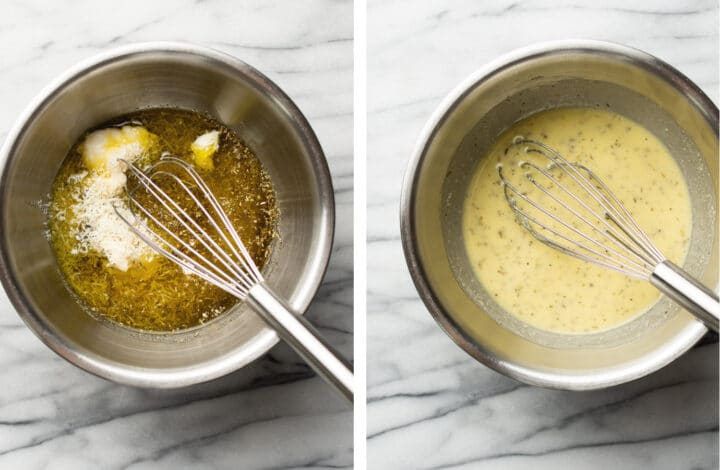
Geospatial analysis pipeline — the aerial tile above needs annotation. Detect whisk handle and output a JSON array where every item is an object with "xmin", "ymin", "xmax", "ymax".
[
  {"xmin": 247, "ymin": 283, "xmax": 354, "ymax": 402},
  {"xmin": 650, "ymin": 261, "xmax": 719, "ymax": 333}
]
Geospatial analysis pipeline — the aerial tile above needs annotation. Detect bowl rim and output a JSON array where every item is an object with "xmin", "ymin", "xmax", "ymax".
[
  {"xmin": 400, "ymin": 39, "xmax": 717, "ymax": 390},
  {"xmin": 0, "ymin": 41, "xmax": 336, "ymax": 388}
]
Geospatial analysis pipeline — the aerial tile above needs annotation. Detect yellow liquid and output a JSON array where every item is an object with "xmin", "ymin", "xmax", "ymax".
[
  {"xmin": 49, "ymin": 109, "xmax": 278, "ymax": 331},
  {"xmin": 462, "ymin": 108, "xmax": 692, "ymax": 334}
]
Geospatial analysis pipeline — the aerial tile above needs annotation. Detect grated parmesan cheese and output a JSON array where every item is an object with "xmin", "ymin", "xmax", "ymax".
[{"xmin": 69, "ymin": 126, "xmax": 158, "ymax": 271}]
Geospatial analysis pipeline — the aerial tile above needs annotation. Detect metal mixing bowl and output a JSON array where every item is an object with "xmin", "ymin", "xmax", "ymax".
[
  {"xmin": 401, "ymin": 40, "xmax": 718, "ymax": 390},
  {"xmin": 0, "ymin": 42, "xmax": 334, "ymax": 387}
]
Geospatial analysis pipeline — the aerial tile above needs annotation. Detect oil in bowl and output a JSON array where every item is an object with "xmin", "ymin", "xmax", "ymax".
[
  {"xmin": 48, "ymin": 108, "xmax": 279, "ymax": 332},
  {"xmin": 462, "ymin": 107, "xmax": 692, "ymax": 335}
]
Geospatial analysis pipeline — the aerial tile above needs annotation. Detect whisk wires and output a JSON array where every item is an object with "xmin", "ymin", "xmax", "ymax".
[
  {"xmin": 498, "ymin": 137, "xmax": 665, "ymax": 280},
  {"xmin": 113, "ymin": 155, "xmax": 263, "ymax": 300}
]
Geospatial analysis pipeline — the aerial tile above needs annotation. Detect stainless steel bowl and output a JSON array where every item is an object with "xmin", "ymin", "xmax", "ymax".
[
  {"xmin": 401, "ymin": 40, "xmax": 718, "ymax": 390},
  {"xmin": 0, "ymin": 42, "xmax": 334, "ymax": 387}
]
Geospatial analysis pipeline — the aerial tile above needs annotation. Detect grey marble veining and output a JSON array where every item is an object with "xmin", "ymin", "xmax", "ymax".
[
  {"xmin": 0, "ymin": 0, "xmax": 352, "ymax": 468},
  {"xmin": 367, "ymin": 0, "xmax": 718, "ymax": 469}
]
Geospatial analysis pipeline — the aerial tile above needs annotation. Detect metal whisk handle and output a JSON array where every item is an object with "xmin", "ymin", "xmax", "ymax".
[
  {"xmin": 247, "ymin": 283, "xmax": 354, "ymax": 402},
  {"xmin": 650, "ymin": 261, "xmax": 719, "ymax": 333}
]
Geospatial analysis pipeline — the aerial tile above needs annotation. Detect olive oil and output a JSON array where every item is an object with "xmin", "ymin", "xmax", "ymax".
[{"xmin": 49, "ymin": 108, "xmax": 278, "ymax": 331}]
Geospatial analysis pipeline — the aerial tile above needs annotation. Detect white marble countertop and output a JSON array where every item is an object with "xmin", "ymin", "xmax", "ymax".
[
  {"xmin": 367, "ymin": 1, "xmax": 718, "ymax": 469},
  {"xmin": 0, "ymin": 0, "xmax": 353, "ymax": 468}
]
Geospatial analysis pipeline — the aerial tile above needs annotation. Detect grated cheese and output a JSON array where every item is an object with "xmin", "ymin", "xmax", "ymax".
[{"xmin": 69, "ymin": 126, "xmax": 158, "ymax": 271}]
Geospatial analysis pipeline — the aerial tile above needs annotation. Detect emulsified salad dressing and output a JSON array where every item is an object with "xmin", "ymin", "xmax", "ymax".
[{"xmin": 462, "ymin": 108, "xmax": 692, "ymax": 334}]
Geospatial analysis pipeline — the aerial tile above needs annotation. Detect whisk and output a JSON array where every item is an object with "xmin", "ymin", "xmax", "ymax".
[
  {"xmin": 114, "ymin": 155, "xmax": 353, "ymax": 401},
  {"xmin": 498, "ymin": 137, "xmax": 719, "ymax": 332}
]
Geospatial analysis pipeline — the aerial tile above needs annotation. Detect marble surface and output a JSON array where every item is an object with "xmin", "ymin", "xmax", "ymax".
[
  {"xmin": 367, "ymin": 1, "xmax": 718, "ymax": 469},
  {"xmin": 0, "ymin": 0, "xmax": 352, "ymax": 468}
]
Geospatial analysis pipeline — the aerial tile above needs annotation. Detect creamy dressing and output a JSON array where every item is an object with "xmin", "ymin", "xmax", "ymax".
[{"xmin": 462, "ymin": 108, "xmax": 692, "ymax": 334}]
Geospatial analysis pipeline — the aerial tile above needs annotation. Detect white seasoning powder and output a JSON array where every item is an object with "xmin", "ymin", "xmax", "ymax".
[{"xmin": 69, "ymin": 127, "xmax": 157, "ymax": 271}]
